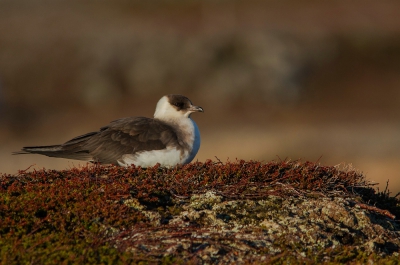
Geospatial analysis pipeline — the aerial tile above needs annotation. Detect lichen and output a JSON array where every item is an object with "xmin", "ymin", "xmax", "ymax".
[{"xmin": 1, "ymin": 160, "xmax": 399, "ymax": 264}]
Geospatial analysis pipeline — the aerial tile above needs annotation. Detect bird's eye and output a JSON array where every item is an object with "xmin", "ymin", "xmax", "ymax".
[{"xmin": 174, "ymin": 102, "xmax": 183, "ymax": 108}]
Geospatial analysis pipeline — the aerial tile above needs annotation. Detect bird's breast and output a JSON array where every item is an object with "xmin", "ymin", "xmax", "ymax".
[
  {"xmin": 181, "ymin": 119, "xmax": 200, "ymax": 164},
  {"xmin": 157, "ymin": 117, "xmax": 200, "ymax": 164}
]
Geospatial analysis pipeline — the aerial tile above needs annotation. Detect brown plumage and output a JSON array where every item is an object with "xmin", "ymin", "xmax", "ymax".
[{"xmin": 14, "ymin": 95, "xmax": 203, "ymax": 167}]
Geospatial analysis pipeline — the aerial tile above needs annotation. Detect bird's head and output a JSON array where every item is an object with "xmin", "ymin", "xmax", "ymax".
[{"xmin": 154, "ymin": 94, "xmax": 203, "ymax": 120}]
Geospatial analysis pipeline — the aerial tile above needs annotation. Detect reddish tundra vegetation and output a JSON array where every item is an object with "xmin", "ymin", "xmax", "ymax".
[{"xmin": 1, "ymin": 160, "xmax": 400, "ymax": 264}]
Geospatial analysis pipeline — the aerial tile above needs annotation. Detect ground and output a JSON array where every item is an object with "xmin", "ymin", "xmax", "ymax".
[{"xmin": 1, "ymin": 160, "xmax": 399, "ymax": 264}]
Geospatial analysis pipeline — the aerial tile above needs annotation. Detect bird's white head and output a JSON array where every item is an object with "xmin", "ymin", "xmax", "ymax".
[{"xmin": 154, "ymin": 94, "xmax": 203, "ymax": 121}]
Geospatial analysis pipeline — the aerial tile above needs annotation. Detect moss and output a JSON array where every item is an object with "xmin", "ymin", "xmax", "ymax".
[{"xmin": 1, "ymin": 160, "xmax": 399, "ymax": 264}]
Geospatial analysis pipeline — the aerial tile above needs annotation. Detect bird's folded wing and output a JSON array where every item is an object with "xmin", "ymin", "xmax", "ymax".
[{"xmin": 73, "ymin": 117, "xmax": 178, "ymax": 164}]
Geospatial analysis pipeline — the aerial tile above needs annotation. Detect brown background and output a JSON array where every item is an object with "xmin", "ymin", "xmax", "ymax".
[{"xmin": 1, "ymin": 0, "xmax": 400, "ymax": 194}]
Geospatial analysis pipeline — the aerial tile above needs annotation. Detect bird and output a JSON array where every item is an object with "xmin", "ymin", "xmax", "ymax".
[{"xmin": 14, "ymin": 94, "xmax": 203, "ymax": 168}]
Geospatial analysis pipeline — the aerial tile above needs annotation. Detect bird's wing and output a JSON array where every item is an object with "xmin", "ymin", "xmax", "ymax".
[{"xmin": 69, "ymin": 117, "xmax": 178, "ymax": 164}]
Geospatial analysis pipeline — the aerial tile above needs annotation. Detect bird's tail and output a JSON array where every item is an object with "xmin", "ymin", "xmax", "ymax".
[
  {"xmin": 13, "ymin": 145, "xmax": 92, "ymax": 161},
  {"xmin": 13, "ymin": 145, "xmax": 62, "ymax": 155}
]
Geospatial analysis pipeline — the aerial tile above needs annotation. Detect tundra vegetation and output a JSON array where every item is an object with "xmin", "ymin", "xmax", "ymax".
[{"xmin": 1, "ymin": 160, "xmax": 399, "ymax": 264}]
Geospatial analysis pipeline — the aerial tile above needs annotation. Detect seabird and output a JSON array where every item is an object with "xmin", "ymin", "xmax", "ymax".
[{"xmin": 14, "ymin": 94, "xmax": 203, "ymax": 167}]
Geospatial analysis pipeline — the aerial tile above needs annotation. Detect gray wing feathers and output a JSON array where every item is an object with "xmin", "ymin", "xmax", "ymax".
[
  {"xmin": 84, "ymin": 117, "xmax": 176, "ymax": 164},
  {"xmin": 15, "ymin": 117, "xmax": 178, "ymax": 164}
]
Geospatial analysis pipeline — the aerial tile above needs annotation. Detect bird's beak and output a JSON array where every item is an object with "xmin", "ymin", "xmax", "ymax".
[{"xmin": 189, "ymin": 105, "xmax": 204, "ymax": 113}]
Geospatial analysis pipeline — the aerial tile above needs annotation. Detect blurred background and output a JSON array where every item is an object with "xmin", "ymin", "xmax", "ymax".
[{"xmin": 1, "ymin": 0, "xmax": 400, "ymax": 194}]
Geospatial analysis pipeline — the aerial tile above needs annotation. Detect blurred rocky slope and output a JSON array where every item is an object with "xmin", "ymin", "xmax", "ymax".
[
  {"xmin": 1, "ymin": 0, "xmax": 400, "ymax": 192},
  {"xmin": 0, "ymin": 1, "xmax": 319, "ymax": 121},
  {"xmin": 1, "ymin": 1, "xmax": 399, "ymax": 122}
]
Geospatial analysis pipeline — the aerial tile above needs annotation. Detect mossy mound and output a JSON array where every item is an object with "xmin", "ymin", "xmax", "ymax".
[{"xmin": 1, "ymin": 160, "xmax": 399, "ymax": 264}]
